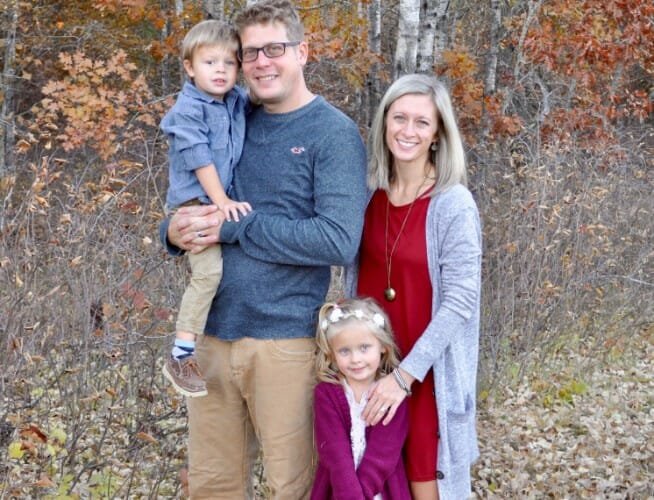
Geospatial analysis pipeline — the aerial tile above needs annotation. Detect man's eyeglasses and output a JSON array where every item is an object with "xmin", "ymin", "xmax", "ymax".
[{"xmin": 238, "ymin": 41, "xmax": 301, "ymax": 63}]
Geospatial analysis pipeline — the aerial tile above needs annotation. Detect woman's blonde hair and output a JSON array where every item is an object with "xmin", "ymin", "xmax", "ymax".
[
  {"xmin": 368, "ymin": 73, "xmax": 467, "ymax": 194},
  {"xmin": 315, "ymin": 297, "xmax": 401, "ymax": 384}
]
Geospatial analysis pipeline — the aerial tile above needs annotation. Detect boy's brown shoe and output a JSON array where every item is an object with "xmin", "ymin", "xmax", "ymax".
[{"xmin": 163, "ymin": 355, "xmax": 208, "ymax": 398}]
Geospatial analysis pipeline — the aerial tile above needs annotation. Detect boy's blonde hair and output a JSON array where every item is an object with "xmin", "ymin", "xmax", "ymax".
[
  {"xmin": 181, "ymin": 19, "xmax": 240, "ymax": 62},
  {"xmin": 315, "ymin": 297, "xmax": 401, "ymax": 384},
  {"xmin": 234, "ymin": 0, "xmax": 305, "ymax": 41}
]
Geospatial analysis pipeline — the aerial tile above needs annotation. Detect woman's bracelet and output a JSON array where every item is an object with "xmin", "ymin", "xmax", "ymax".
[{"xmin": 392, "ymin": 368, "xmax": 412, "ymax": 396}]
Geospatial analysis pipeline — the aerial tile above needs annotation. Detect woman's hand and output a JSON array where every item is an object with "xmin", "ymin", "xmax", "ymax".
[
  {"xmin": 363, "ymin": 368, "xmax": 415, "ymax": 426},
  {"xmin": 168, "ymin": 204, "xmax": 224, "ymax": 254}
]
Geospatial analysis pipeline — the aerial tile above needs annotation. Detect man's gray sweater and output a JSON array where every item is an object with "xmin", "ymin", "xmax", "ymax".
[{"xmin": 210, "ymin": 96, "xmax": 367, "ymax": 340}]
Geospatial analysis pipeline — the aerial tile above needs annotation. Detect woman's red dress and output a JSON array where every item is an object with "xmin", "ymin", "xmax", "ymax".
[{"xmin": 357, "ymin": 189, "xmax": 439, "ymax": 481}]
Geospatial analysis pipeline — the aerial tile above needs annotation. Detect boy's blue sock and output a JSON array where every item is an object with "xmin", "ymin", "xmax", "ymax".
[{"xmin": 172, "ymin": 338, "xmax": 195, "ymax": 360}]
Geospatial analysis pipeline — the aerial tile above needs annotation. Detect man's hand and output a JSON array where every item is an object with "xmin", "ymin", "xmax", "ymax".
[{"xmin": 168, "ymin": 204, "xmax": 225, "ymax": 254}]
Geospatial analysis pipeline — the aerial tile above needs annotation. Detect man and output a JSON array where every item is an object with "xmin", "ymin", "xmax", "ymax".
[{"xmin": 161, "ymin": 0, "xmax": 367, "ymax": 497}]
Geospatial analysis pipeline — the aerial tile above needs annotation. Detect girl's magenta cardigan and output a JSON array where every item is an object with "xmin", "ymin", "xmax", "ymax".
[{"xmin": 311, "ymin": 381, "xmax": 411, "ymax": 500}]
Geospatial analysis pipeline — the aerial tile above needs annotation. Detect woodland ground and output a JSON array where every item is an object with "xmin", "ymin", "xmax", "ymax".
[
  {"xmin": 1, "ymin": 323, "xmax": 651, "ymax": 499},
  {"xmin": 471, "ymin": 324, "xmax": 653, "ymax": 499}
]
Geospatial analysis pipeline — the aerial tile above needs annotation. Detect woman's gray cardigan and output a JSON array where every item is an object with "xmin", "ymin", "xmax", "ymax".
[{"xmin": 345, "ymin": 184, "xmax": 481, "ymax": 499}]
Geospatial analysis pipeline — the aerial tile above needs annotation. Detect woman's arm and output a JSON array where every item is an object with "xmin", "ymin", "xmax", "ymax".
[{"xmin": 400, "ymin": 196, "xmax": 481, "ymax": 380}]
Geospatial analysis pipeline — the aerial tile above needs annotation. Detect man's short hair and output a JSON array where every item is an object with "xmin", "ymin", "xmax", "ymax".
[
  {"xmin": 181, "ymin": 19, "xmax": 240, "ymax": 62},
  {"xmin": 234, "ymin": 0, "xmax": 304, "ymax": 42}
]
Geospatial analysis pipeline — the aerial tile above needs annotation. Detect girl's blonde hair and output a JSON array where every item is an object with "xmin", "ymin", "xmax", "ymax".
[{"xmin": 315, "ymin": 297, "xmax": 401, "ymax": 384}]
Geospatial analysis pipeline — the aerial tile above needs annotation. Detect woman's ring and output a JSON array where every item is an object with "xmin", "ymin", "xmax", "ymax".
[{"xmin": 197, "ymin": 232, "xmax": 205, "ymax": 238}]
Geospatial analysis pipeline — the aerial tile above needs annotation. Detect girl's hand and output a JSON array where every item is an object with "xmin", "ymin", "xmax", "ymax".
[
  {"xmin": 363, "ymin": 368, "xmax": 414, "ymax": 426},
  {"xmin": 218, "ymin": 199, "xmax": 252, "ymax": 222},
  {"xmin": 168, "ymin": 204, "xmax": 224, "ymax": 254}
]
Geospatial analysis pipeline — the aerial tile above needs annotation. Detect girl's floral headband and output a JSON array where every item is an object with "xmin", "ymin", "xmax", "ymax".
[{"xmin": 320, "ymin": 305, "xmax": 386, "ymax": 332}]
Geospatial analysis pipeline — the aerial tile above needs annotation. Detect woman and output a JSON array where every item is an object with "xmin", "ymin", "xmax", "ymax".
[{"xmin": 347, "ymin": 73, "xmax": 482, "ymax": 499}]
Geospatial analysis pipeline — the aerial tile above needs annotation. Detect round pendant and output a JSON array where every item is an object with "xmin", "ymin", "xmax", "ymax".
[{"xmin": 384, "ymin": 287, "xmax": 396, "ymax": 302}]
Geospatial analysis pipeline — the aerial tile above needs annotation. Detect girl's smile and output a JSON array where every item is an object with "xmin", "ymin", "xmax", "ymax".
[{"xmin": 329, "ymin": 323, "xmax": 386, "ymax": 399}]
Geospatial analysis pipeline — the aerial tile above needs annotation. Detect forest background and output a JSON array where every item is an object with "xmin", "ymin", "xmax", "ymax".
[{"xmin": 0, "ymin": 0, "xmax": 652, "ymax": 498}]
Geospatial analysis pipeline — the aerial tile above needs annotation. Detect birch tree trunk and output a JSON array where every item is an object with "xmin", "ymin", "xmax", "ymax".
[
  {"xmin": 484, "ymin": 0, "xmax": 501, "ymax": 95},
  {"xmin": 416, "ymin": 0, "xmax": 438, "ymax": 73},
  {"xmin": 160, "ymin": 0, "xmax": 172, "ymax": 95},
  {"xmin": 393, "ymin": 0, "xmax": 420, "ymax": 78},
  {"xmin": 432, "ymin": 0, "xmax": 450, "ymax": 67},
  {"xmin": 203, "ymin": 0, "xmax": 224, "ymax": 19},
  {"xmin": 366, "ymin": 0, "xmax": 382, "ymax": 125},
  {"xmin": 481, "ymin": 0, "xmax": 502, "ymax": 138},
  {"xmin": 175, "ymin": 0, "xmax": 185, "ymax": 89},
  {"xmin": 1, "ymin": 0, "xmax": 18, "ymax": 175}
]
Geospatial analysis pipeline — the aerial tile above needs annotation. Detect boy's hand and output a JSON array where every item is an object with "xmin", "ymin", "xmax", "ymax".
[{"xmin": 218, "ymin": 199, "xmax": 252, "ymax": 222}]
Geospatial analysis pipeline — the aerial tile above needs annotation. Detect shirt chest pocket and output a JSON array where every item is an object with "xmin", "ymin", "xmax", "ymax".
[{"xmin": 206, "ymin": 115, "xmax": 229, "ymax": 150}]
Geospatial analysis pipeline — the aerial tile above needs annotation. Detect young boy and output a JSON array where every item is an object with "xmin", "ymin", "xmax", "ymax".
[{"xmin": 161, "ymin": 19, "xmax": 251, "ymax": 397}]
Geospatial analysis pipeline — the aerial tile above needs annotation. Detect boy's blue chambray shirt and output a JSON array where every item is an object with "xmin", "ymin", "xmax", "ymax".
[{"xmin": 162, "ymin": 81, "xmax": 248, "ymax": 208}]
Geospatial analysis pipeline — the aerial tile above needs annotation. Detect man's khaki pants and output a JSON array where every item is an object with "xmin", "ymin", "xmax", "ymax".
[{"xmin": 187, "ymin": 335, "xmax": 316, "ymax": 499}]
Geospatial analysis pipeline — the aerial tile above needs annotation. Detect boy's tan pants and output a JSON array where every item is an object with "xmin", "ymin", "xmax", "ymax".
[{"xmin": 176, "ymin": 245, "xmax": 222, "ymax": 335}]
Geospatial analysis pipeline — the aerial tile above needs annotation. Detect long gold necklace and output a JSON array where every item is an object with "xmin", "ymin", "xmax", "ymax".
[{"xmin": 384, "ymin": 174, "xmax": 430, "ymax": 302}]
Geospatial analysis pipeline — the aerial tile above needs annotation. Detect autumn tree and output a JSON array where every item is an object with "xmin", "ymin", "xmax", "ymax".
[{"xmin": 506, "ymin": 0, "xmax": 653, "ymax": 147}]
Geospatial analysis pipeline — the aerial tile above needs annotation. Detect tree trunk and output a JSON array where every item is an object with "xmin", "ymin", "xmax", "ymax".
[
  {"xmin": 1, "ymin": 0, "xmax": 18, "ymax": 175},
  {"xmin": 366, "ymin": 0, "xmax": 382, "ymax": 126},
  {"xmin": 432, "ymin": 0, "xmax": 450, "ymax": 67},
  {"xmin": 503, "ymin": 0, "xmax": 542, "ymax": 116},
  {"xmin": 416, "ymin": 0, "xmax": 438, "ymax": 72},
  {"xmin": 513, "ymin": 0, "xmax": 542, "ymax": 82},
  {"xmin": 393, "ymin": 0, "xmax": 420, "ymax": 78},
  {"xmin": 160, "ymin": 0, "xmax": 172, "ymax": 95},
  {"xmin": 481, "ymin": 0, "xmax": 502, "ymax": 138},
  {"xmin": 203, "ymin": 0, "xmax": 224, "ymax": 20},
  {"xmin": 176, "ymin": 0, "xmax": 185, "ymax": 89},
  {"xmin": 484, "ymin": 0, "xmax": 501, "ymax": 96}
]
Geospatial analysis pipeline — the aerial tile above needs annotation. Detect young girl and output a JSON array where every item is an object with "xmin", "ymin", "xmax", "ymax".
[{"xmin": 311, "ymin": 298, "xmax": 411, "ymax": 500}]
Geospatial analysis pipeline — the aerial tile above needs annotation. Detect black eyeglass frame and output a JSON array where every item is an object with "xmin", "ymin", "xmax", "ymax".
[{"xmin": 238, "ymin": 41, "xmax": 302, "ymax": 63}]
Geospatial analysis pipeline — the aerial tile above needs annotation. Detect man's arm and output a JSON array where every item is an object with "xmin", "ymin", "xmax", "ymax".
[{"xmin": 220, "ymin": 129, "xmax": 368, "ymax": 266}]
